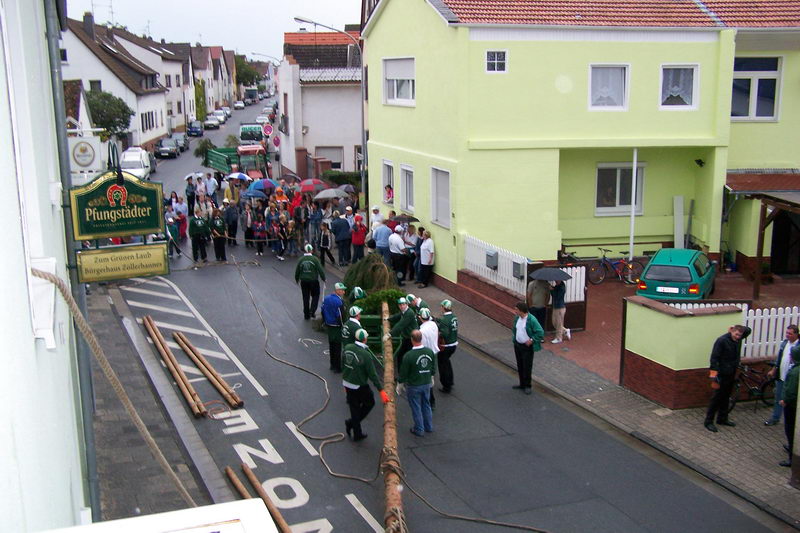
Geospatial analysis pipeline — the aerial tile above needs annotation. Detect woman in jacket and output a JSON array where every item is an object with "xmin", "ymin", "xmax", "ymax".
[
  {"xmin": 240, "ymin": 203, "xmax": 255, "ymax": 248},
  {"xmin": 319, "ymin": 222, "xmax": 335, "ymax": 267},
  {"xmin": 351, "ymin": 214, "xmax": 368, "ymax": 263}
]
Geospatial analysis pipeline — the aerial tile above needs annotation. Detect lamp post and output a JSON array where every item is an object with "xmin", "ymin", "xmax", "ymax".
[{"xmin": 294, "ymin": 16, "xmax": 368, "ymax": 208}]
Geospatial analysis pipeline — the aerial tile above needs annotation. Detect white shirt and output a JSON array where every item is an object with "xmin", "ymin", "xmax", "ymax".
[
  {"xmin": 420, "ymin": 319, "xmax": 440, "ymax": 354},
  {"xmin": 515, "ymin": 316, "xmax": 531, "ymax": 344},
  {"xmin": 196, "ymin": 179, "xmax": 207, "ymax": 195},
  {"xmin": 371, "ymin": 211, "xmax": 384, "ymax": 225},
  {"xmin": 421, "ymin": 238, "xmax": 435, "ymax": 265},
  {"xmin": 388, "ymin": 232, "xmax": 405, "ymax": 254},
  {"xmin": 780, "ymin": 339, "xmax": 799, "ymax": 381}
]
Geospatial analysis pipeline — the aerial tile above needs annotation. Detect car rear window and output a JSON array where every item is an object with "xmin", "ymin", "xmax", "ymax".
[
  {"xmin": 190, "ymin": 121, "xmax": 201, "ymax": 127},
  {"xmin": 644, "ymin": 265, "xmax": 692, "ymax": 282}
]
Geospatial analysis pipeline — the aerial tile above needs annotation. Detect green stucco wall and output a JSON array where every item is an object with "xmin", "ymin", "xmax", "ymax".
[{"xmin": 725, "ymin": 196, "xmax": 774, "ymax": 258}]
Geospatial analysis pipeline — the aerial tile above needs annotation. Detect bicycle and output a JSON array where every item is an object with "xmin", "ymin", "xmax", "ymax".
[
  {"xmin": 728, "ymin": 362, "xmax": 777, "ymax": 413},
  {"xmin": 587, "ymin": 248, "xmax": 645, "ymax": 285}
]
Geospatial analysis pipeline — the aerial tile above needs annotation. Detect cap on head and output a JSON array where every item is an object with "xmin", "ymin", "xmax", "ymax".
[
  {"xmin": 334, "ymin": 282, "xmax": 347, "ymax": 291},
  {"xmin": 223, "ymin": 198, "xmax": 230, "ymax": 203},
  {"xmin": 394, "ymin": 226, "xmax": 403, "ymax": 233},
  {"xmin": 406, "ymin": 294, "xmax": 416, "ymax": 304},
  {"xmin": 419, "ymin": 308, "xmax": 431, "ymax": 320},
  {"xmin": 355, "ymin": 329, "xmax": 368, "ymax": 342},
  {"xmin": 304, "ymin": 243, "xmax": 313, "ymax": 253},
  {"xmin": 351, "ymin": 286, "xmax": 366, "ymax": 300},
  {"xmin": 346, "ymin": 206, "xmax": 352, "ymax": 211},
  {"xmin": 441, "ymin": 299, "xmax": 452, "ymax": 310},
  {"xmin": 397, "ymin": 297, "xmax": 408, "ymax": 305},
  {"xmin": 355, "ymin": 214, "xmax": 363, "ymax": 221},
  {"xmin": 349, "ymin": 305, "xmax": 362, "ymax": 317},
  {"xmin": 372, "ymin": 205, "xmax": 379, "ymax": 211}
]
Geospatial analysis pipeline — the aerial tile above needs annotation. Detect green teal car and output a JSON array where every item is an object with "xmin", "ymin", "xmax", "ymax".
[{"xmin": 636, "ymin": 248, "xmax": 716, "ymax": 300}]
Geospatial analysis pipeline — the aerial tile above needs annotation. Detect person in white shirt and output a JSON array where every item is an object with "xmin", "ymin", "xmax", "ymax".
[
  {"xmin": 195, "ymin": 174, "xmax": 207, "ymax": 197},
  {"xmin": 388, "ymin": 226, "xmax": 408, "ymax": 286},
  {"xmin": 418, "ymin": 231, "xmax": 435, "ymax": 288},
  {"xmin": 765, "ymin": 325, "xmax": 799, "ymax": 425},
  {"xmin": 370, "ymin": 205, "xmax": 384, "ymax": 227},
  {"xmin": 206, "ymin": 173, "xmax": 218, "ymax": 205},
  {"xmin": 418, "ymin": 307, "xmax": 440, "ymax": 409}
]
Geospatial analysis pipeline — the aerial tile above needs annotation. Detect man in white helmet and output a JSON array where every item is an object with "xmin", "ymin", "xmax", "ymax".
[
  {"xmin": 341, "ymin": 305, "xmax": 363, "ymax": 347},
  {"xmin": 294, "ymin": 243, "xmax": 325, "ymax": 319},
  {"xmin": 342, "ymin": 329, "xmax": 389, "ymax": 441}
]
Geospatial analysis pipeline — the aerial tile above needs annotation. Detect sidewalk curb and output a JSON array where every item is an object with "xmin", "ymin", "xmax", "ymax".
[
  {"xmin": 108, "ymin": 287, "xmax": 236, "ymax": 504},
  {"xmin": 458, "ymin": 336, "xmax": 800, "ymax": 530}
]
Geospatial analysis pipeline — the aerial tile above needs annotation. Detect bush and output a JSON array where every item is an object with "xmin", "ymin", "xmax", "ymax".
[
  {"xmin": 194, "ymin": 138, "xmax": 216, "ymax": 160},
  {"xmin": 357, "ymin": 288, "xmax": 407, "ymax": 316},
  {"xmin": 224, "ymin": 134, "xmax": 240, "ymax": 148},
  {"xmin": 322, "ymin": 170, "xmax": 366, "ymax": 190},
  {"xmin": 343, "ymin": 253, "xmax": 396, "ymax": 295}
]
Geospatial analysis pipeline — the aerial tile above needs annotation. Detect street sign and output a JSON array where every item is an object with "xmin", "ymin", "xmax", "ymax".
[
  {"xmin": 69, "ymin": 171, "xmax": 164, "ymax": 240},
  {"xmin": 76, "ymin": 243, "xmax": 169, "ymax": 283},
  {"xmin": 262, "ymin": 123, "xmax": 273, "ymax": 136},
  {"xmin": 273, "ymin": 136, "xmax": 280, "ymax": 147}
]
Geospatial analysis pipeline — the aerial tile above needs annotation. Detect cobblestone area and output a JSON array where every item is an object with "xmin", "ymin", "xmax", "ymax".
[{"xmin": 87, "ymin": 286, "xmax": 211, "ymax": 520}]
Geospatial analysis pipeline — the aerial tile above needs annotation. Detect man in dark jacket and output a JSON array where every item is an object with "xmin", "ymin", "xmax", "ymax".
[
  {"xmin": 704, "ymin": 325, "xmax": 752, "ymax": 432},
  {"xmin": 321, "ymin": 282, "xmax": 347, "ymax": 372},
  {"xmin": 330, "ymin": 211, "xmax": 352, "ymax": 267},
  {"xmin": 779, "ymin": 345, "xmax": 800, "ymax": 467},
  {"xmin": 223, "ymin": 199, "xmax": 239, "ymax": 246}
]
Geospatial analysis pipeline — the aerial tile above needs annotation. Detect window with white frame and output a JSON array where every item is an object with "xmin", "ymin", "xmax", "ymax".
[
  {"xmin": 486, "ymin": 50, "xmax": 506, "ymax": 73},
  {"xmin": 731, "ymin": 57, "xmax": 780, "ymax": 120},
  {"xmin": 431, "ymin": 168, "xmax": 451, "ymax": 228},
  {"xmin": 382, "ymin": 161, "xmax": 394, "ymax": 204},
  {"xmin": 315, "ymin": 146, "xmax": 343, "ymax": 170},
  {"xmin": 590, "ymin": 65, "xmax": 628, "ymax": 110},
  {"xmin": 660, "ymin": 65, "xmax": 697, "ymax": 109},
  {"xmin": 383, "ymin": 58, "xmax": 415, "ymax": 105},
  {"xmin": 401, "ymin": 166, "xmax": 414, "ymax": 211},
  {"xmin": 595, "ymin": 163, "xmax": 644, "ymax": 216}
]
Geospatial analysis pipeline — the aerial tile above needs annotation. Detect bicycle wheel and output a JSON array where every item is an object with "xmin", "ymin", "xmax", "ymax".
[
  {"xmin": 621, "ymin": 261, "xmax": 645, "ymax": 284},
  {"xmin": 760, "ymin": 377, "xmax": 777, "ymax": 407},
  {"xmin": 587, "ymin": 261, "xmax": 606, "ymax": 285},
  {"xmin": 728, "ymin": 381, "xmax": 741, "ymax": 413}
]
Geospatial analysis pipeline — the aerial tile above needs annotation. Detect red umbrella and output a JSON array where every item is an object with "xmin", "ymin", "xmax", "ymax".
[{"xmin": 299, "ymin": 178, "xmax": 328, "ymax": 193}]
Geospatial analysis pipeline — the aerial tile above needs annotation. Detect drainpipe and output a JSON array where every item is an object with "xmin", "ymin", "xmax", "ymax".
[
  {"xmin": 628, "ymin": 148, "xmax": 639, "ymax": 263},
  {"xmin": 44, "ymin": 0, "xmax": 101, "ymax": 521}
]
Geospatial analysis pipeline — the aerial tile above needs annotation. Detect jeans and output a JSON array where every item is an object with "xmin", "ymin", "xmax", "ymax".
[
  {"xmin": 768, "ymin": 379, "xmax": 784, "ymax": 422},
  {"xmin": 406, "ymin": 383, "xmax": 433, "ymax": 434},
  {"xmin": 337, "ymin": 239, "xmax": 351, "ymax": 264},
  {"xmin": 414, "ymin": 254, "xmax": 421, "ymax": 282},
  {"xmin": 311, "ymin": 222, "xmax": 321, "ymax": 248},
  {"xmin": 377, "ymin": 246, "xmax": 390, "ymax": 264}
]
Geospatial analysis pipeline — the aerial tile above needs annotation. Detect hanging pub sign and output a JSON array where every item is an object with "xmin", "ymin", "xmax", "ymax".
[
  {"xmin": 76, "ymin": 243, "xmax": 169, "ymax": 283},
  {"xmin": 70, "ymin": 170, "xmax": 164, "ymax": 240}
]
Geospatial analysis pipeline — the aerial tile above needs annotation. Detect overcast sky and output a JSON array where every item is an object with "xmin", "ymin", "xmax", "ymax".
[{"xmin": 66, "ymin": 0, "xmax": 361, "ymax": 60}]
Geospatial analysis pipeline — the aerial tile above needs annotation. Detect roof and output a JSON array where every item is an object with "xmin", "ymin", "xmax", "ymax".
[
  {"xmin": 424, "ymin": 0, "xmax": 800, "ymax": 28},
  {"xmin": 284, "ymin": 31, "xmax": 360, "ymax": 46},
  {"xmin": 209, "ymin": 46, "xmax": 223, "ymax": 60},
  {"xmin": 111, "ymin": 28, "xmax": 183, "ymax": 61},
  {"xmin": 299, "ymin": 68, "xmax": 361, "ymax": 83},
  {"xmin": 66, "ymin": 18, "xmax": 166, "ymax": 96},
  {"xmin": 161, "ymin": 42, "xmax": 191, "ymax": 61},
  {"xmin": 224, "ymin": 50, "xmax": 236, "ymax": 77},
  {"xmin": 63, "ymin": 79, "xmax": 83, "ymax": 121},
  {"xmin": 726, "ymin": 171, "xmax": 800, "ymax": 193},
  {"xmin": 191, "ymin": 46, "xmax": 209, "ymax": 70}
]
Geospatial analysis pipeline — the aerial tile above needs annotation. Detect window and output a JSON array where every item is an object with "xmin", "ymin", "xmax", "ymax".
[
  {"xmin": 315, "ymin": 146, "xmax": 343, "ymax": 170},
  {"xmin": 354, "ymin": 145, "xmax": 363, "ymax": 172},
  {"xmin": 431, "ymin": 168, "xmax": 451, "ymax": 228},
  {"xmin": 177, "ymin": 101, "xmax": 182, "ymax": 114},
  {"xmin": 590, "ymin": 65, "xmax": 628, "ymax": 110},
  {"xmin": 140, "ymin": 113, "xmax": 145, "ymax": 131},
  {"xmin": 400, "ymin": 165, "xmax": 414, "ymax": 211},
  {"xmin": 694, "ymin": 254, "xmax": 710, "ymax": 277},
  {"xmin": 382, "ymin": 161, "xmax": 394, "ymax": 204},
  {"xmin": 383, "ymin": 58, "xmax": 415, "ymax": 105},
  {"xmin": 60, "ymin": 48, "xmax": 67, "ymax": 62},
  {"xmin": 660, "ymin": 65, "xmax": 697, "ymax": 109},
  {"xmin": 486, "ymin": 50, "xmax": 506, "ymax": 73},
  {"xmin": 731, "ymin": 57, "xmax": 780, "ymax": 120},
  {"xmin": 89, "ymin": 80, "xmax": 101, "ymax": 92},
  {"xmin": 595, "ymin": 164, "xmax": 644, "ymax": 216},
  {"xmin": 165, "ymin": 74, "xmax": 172, "ymax": 88},
  {"xmin": 175, "ymin": 75, "xmax": 180, "ymax": 86}
]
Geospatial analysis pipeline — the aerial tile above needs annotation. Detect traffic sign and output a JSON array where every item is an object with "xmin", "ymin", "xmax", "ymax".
[
  {"xmin": 273, "ymin": 136, "xmax": 280, "ymax": 147},
  {"xmin": 262, "ymin": 123, "xmax": 273, "ymax": 136}
]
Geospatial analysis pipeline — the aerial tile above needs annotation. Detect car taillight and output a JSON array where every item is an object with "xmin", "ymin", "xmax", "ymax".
[
  {"xmin": 689, "ymin": 284, "xmax": 700, "ymax": 294},
  {"xmin": 637, "ymin": 281, "xmax": 647, "ymax": 290}
]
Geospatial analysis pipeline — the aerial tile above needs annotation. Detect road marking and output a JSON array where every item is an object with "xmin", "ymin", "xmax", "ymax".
[
  {"xmin": 345, "ymin": 494, "xmax": 382, "ymax": 532},
  {"xmin": 285, "ymin": 422, "xmax": 318, "ymax": 457},
  {"xmin": 136, "ymin": 317, "xmax": 211, "ymax": 337},
  {"xmin": 130, "ymin": 277, "xmax": 169, "ymax": 287},
  {"xmin": 157, "ymin": 276, "xmax": 268, "ymax": 396},
  {"xmin": 145, "ymin": 337, "xmax": 229, "ymax": 361},
  {"xmin": 127, "ymin": 300, "xmax": 194, "ymax": 317},
  {"xmin": 121, "ymin": 286, "xmax": 181, "ymax": 300},
  {"xmin": 187, "ymin": 371, "xmax": 241, "ymax": 384}
]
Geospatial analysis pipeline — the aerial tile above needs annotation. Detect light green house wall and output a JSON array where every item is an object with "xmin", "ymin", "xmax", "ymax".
[{"xmin": 725, "ymin": 196, "xmax": 774, "ymax": 258}]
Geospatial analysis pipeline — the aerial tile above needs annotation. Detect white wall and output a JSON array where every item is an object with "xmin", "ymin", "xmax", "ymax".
[
  {"xmin": 276, "ymin": 60, "xmax": 301, "ymax": 174},
  {"xmin": 302, "ymin": 84, "xmax": 361, "ymax": 172},
  {"xmin": 0, "ymin": 1, "xmax": 88, "ymax": 529}
]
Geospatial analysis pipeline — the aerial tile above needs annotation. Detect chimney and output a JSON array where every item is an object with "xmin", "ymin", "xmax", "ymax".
[
  {"xmin": 161, "ymin": 38, "xmax": 166, "ymax": 44},
  {"xmin": 82, "ymin": 12, "xmax": 95, "ymax": 40},
  {"xmin": 298, "ymin": 28, "xmax": 307, "ymax": 33}
]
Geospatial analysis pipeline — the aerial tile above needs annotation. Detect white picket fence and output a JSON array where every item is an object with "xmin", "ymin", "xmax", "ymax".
[
  {"xmin": 462, "ymin": 234, "xmax": 586, "ymax": 303},
  {"xmin": 667, "ymin": 302, "xmax": 750, "ymax": 313},
  {"xmin": 741, "ymin": 306, "xmax": 800, "ymax": 359}
]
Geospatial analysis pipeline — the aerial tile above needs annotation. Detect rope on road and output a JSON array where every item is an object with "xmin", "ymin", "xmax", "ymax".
[{"xmin": 31, "ymin": 268, "xmax": 198, "ymax": 508}]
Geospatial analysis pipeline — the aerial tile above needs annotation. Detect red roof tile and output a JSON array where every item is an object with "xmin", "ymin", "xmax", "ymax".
[
  {"xmin": 727, "ymin": 173, "xmax": 800, "ymax": 192},
  {"xmin": 284, "ymin": 31, "xmax": 360, "ymax": 46},
  {"xmin": 209, "ymin": 46, "xmax": 223, "ymax": 60},
  {"xmin": 704, "ymin": 1, "xmax": 800, "ymax": 27}
]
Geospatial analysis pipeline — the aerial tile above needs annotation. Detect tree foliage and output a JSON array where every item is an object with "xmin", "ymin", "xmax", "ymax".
[
  {"xmin": 193, "ymin": 138, "xmax": 216, "ymax": 160},
  {"xmin": 224, "ymin": 134, "xmax": 240, "ymax": 148},
  {"xmin": 235, "ymin": 55, "xmax": 261, "ymax": 87},
  {"xmin": 194, "ymin": 78, "xmax": 207, "ymax": 120},
  {"xmin": 86, "ymin": 90, "xmax": 134, "ymax": 137},
  {"xmin": 343, "ymin": 253, "xmax": 397, "ymax": 296}
]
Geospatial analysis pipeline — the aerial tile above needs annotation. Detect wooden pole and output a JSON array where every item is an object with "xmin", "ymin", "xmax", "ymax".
[
  {"xmin": 173, "ymin": 331, "xmax": 243, "ymax": 407},
  {"xmin": 381, "ymin": 301, "xmax": 404, "ymax": 530},
  {"xmin": 753, "ymin": 202, "xmax": 767, "ymax": 301},
  {"xmin": 241, "ymin": 464, "xmax": 292, "ymax": 533},
  {"xmin": 224, "ymin": 466, "xmax": 252, "ymax": 499}
]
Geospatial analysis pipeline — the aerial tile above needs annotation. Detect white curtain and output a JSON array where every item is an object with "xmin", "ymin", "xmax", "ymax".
[
  {"xmin": 591, "ymin": 66, "xmax": 625, "ymax": 107},
  {"xmin": 661, "ymin": 68, "xmax": 694, "ymax": 106}
]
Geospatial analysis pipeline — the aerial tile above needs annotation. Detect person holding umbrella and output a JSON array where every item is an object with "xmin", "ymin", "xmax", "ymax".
[
  {"xmin": 550, "ymin": 279, "xmax": 570, "ymax": 343},
  {"xmin": 294, "ymin": 243, "xmax": 325, "ymax": 320}
]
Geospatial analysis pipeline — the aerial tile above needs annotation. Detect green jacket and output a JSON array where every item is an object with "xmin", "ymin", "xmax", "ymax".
[
  {"xmin": 389, "ymin": 308, "xmax": 417, "ymax": 339},
  {"xmin": 512, "ymin": 313, "xmax": 544, "ymax": 352},
  {"xmin": 188, "ymin": 216, "xmax": 210, "ymax": 238},
  {"xmin": 341, "ymin": 318, "xmax": 361, "ymax": 346},
  {"xmin": 411, "ymin": 299, "xmax": 429, "ymax": 316},
  {"xmin": 294, "ymin": 254, "xmax": 325, "ymax": 283},
  {"xmin": 784, "ymin": 364, "xmax": 799, "ymax": 405},
  {"xmin": 399, "ymin": 346, "xmax": 436, "ymax": 386},
  {"xmin": 342, "ymin": 342, "xmax": 383, "ymax": 390},
  {"xmin": 211, "ymin": 217, "xmax": 226, "ymax": 238},
  {"xmin": 436, "ymin": 312, "xmax": 458, "ymax": 345}
]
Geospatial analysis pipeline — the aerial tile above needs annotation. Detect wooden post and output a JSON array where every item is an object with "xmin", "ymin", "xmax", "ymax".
[
  {"xmin": 753, "ymin": 202, "xmax": 767, "ymax": 301},
  {"xmin": 241, "ymin": 464, "xmax": 292, "ymax": 533},
  {"xmin": 381, "ymin": 301, "xmax": 404, "ymax": 530}
]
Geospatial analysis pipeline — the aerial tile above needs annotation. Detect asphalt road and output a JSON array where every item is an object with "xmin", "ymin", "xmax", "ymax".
[{"xmin": 114, "ymin": 233, "xmax": 783, "ymax": 532}]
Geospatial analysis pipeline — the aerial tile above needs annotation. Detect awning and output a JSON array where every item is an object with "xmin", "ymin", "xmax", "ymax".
[{"xmin": 726, "ymin": 171, "xmax": 800, "ymax": 194}]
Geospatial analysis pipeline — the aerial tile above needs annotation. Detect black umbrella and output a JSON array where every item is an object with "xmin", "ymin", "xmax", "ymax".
[
  {"xmin": 528, "ymin": 267, "xmax": 572, "ymax": 281},
  {"xmin": 338, "ymin": 183, "xmax": 356, "ymax": 193},
  {"xmin": 391, "ymin": 214, "xmax": 420, "ymax": 223}
]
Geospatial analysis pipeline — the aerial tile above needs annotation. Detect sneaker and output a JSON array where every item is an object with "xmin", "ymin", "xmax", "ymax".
[
  {"xmin": 764, "ymin": 419, "xmax": 779, "ymax": 426},
  {"xmin": 551, "ymin": 339, "xmax": 562, "ymax": 344},
  {"xmin": 565, "ymin": 328, "xmax": 571, "ymax": 341},
  {"xmin": 278, "ymin": 256, "xmax": 285, "ymax": 261}
]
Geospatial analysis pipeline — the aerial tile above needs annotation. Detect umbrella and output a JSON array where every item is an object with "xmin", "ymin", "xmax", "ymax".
[
  {"xmin": 528, "ymin": 267, "xmax": 572, "ymax": 281},
  {"xmin": 250, "ymin": 178, "xmax": 278, "ymax": 193},
  {"xmin": 314, "ymin": 188, "xmax": 350, "ymax": 201},
  {"xmin": 338, "ymin": 183, "xmax": 356, "ymax": 193},
  {"xmin": 242, "ymin": 190, "xmax": 267, "ymax": 200},
  {"xmin": 227, "ymin": 172, "xmax": 249, "ymax": 181},
  {"xmin": 299, "ymin": 178, "xmax": 328, "ymax": 193},
  {"xmin": 391, "ymin": 214, "xmax": 420, "ymax": 224}
]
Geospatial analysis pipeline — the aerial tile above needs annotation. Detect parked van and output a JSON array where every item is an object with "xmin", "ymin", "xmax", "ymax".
[{"xmin": 120, "ymin": 147, "xmax": 153, "ymax": 180}]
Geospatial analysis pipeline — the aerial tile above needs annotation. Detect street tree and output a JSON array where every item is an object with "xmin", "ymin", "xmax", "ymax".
[
  {"xmin": 194, "ymin": 138, "xmax": 216, "ymax": 161},
  {"xmin": 235, "ymin": 55, "xmax": 260, "ymax": 87},
  {"xmin": 86, "ymin": 90, "xmax": 134, "ymax": 138}
]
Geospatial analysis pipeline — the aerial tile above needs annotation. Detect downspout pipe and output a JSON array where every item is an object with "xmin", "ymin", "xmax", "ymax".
[{"xmin": 43, "ymin": 0, "xmax": 101, "ymax": 521}]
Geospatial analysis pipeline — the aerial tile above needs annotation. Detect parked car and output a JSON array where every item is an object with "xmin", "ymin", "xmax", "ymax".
[
  {"xmin": 155, "ymin": 138, "xmax": 180, "ymax": 158},
  {"xmin": 187, "ymin": 120, "xmax": 204, "ymax": 136},
  {"xmin": 170, "ymin": 132, "xmax": 189, "ymax": 152},
  {"xmin": 120, "ymin": 147, "xmax": 152, "ymax": 180},
  {"xmin": 255, "ymin": 115, "xmax": 269, "ymax": 125},
  {"xmin": 221, "ymin": 106, "xmax": 232, "ymax": 118},
  {"xmin": 244, "ymin": 98, "xmax": 253, "ymax": 106},
  {"xmin": 234, "ymin": 100, "xmax": 245, "ymax": 110},
  {"xmin": 203, "ymin": 116, "xmax": 220, "ymax": 129},
  {"xmin": 212, "ymin": 109, "xmax": 227, "ymax": 124},
  {"xmin": 636, "ymin": 248, "xmax": 716, "ymax": 300}
]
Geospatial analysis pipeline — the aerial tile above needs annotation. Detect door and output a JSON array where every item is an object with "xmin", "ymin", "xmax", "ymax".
[{"xmin": 770, "ymin": 211, "xmax": 800, "ymax": 274}]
